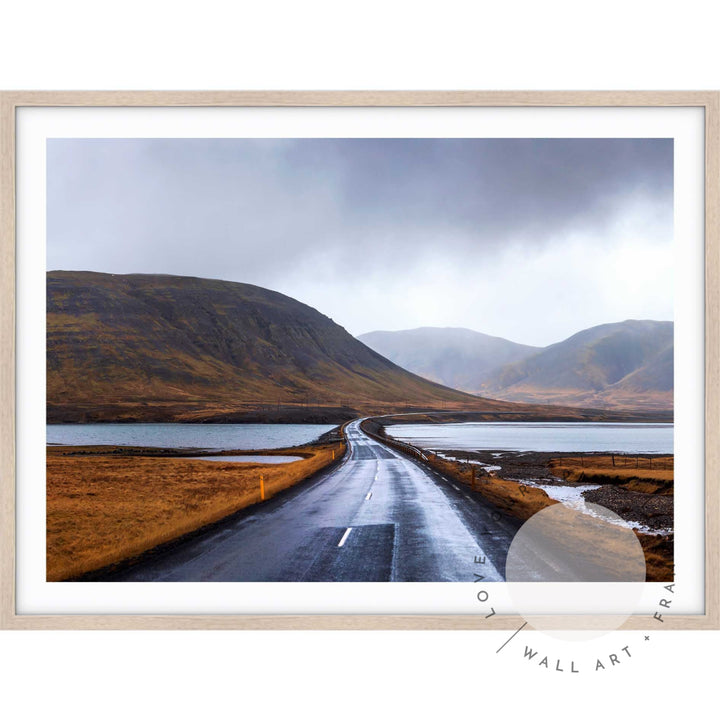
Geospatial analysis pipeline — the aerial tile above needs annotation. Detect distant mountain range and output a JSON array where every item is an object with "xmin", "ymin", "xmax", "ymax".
[
  {"xmin": 358, "ymin": 321, "xmax": 673, "ymax": 411},
  {"xmin": 47, "ymin": 272, "xmax": 672, "ymax": 421},
  {"xmin": 47, "ymin": 271, "xmax": 514, "ymax": 423},
  {"xmin": 358, "ymin": 328, "xmax": 540, "ymax": 391}
]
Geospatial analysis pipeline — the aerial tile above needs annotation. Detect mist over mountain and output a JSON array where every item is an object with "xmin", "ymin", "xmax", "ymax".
[
  {"xmin": 360, "ymin": 321, "xmax": 673, "ymax": 411},
  {"xmin": 481, "ymin": 320, "xmax": 673, "ymax": 410},
  {"xmin": 357, "ymin": 327, "xmax": 540, "ymax": 392}
]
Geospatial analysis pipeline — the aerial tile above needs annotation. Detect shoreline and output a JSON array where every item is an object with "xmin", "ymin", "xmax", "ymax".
[
  {"xmin": 47, "ymin": 418, "xmax": 674, "ymax": 582},
  {"xmin": 46, "ymin": 423, "xmax": 346, "ymax": 459},
  {"xmin": 46, "ymin": 434, "xmax": 347, "ymax": 582},
  {"xmin": 46, "ymin": 404, "xmax": 673, "ymax": 426},
  {"xmin": 407, "ymin": 447, "xmax": 674, "ymax": 534}
]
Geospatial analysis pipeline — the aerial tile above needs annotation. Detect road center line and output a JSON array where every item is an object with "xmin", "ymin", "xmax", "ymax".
[
  {"xmin": 365, "ymin": 491, "xmax": 372, "ymax": 500},
  {"xmin": 338, "ymin": 527, "xmax": 353, "ymax": 547}
]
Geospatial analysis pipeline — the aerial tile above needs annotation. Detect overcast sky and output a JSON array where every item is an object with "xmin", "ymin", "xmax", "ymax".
[{"xmin": 47, "ymin": 138, "xmax": 673, "ymax": 346}]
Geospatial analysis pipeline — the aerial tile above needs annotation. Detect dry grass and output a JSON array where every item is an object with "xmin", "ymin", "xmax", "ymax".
[
  {"xmin": 46, "ymin": 441, "xmax": 344, "ymax": 581},
  {"xmin": 550, "ymin": 456, "xmax": 674, "ymax": 580},
  {"xmin": 637, "ymin": 534, "xmax": 674, "ymax": 582},
  {"xmin": 424, "ymin": 454, "xmax": 557, "ymax": 521},
  {"xmin": 550, "ymin": 455, "xmax": 674, "ymax": 495}
]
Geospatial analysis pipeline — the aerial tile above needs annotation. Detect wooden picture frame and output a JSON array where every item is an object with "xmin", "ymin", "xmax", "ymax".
[{"xmin": 1, "ymin": 91, "xmax": 717, "ymax": 630}]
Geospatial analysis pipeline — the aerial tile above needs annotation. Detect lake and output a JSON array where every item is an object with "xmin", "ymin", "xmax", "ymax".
[
  {"xmin": 181, "ymin": 455, "xmax": 304, "ymax": 464},
  {"xmin": 386, "ymin": 422, "xmax": 673, "ymax": 454},
  {"xmin": 46, "ymin": 423, "xmax": 337, "ymax": 451}
]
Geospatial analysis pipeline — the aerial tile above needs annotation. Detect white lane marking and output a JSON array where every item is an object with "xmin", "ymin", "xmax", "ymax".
[
  {"xmin": 338, "ymin": 527, "xmax": 353, "ymax": 547},
  {"xmin": 365, "ymin": 491, "xmax": 372, "ymax": 500}
]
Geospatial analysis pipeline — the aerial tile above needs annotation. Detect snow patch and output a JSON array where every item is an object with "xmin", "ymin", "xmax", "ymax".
[
  {"xmin": 432, "ymin": 450, "xmax": 501, "ymax": 472},
  {"xmin": 519, "ymin": 479, "xmax": 672, "ymax": 537}
]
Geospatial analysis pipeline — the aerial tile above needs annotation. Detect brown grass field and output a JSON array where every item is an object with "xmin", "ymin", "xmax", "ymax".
[
  {"xmin": 46, "ymin": 441, "xmax": 345, "ymax": 581},
  {"xmin": 636, "ymin": 534, "xmax": 674, "ymax": 582},
  {"xmin": 47, "ymin": 435, "xmax": 673, "ymax": 583},
  {"xmin": 549, "ymin": 455, "xmax": 674, "ymax": 495}
]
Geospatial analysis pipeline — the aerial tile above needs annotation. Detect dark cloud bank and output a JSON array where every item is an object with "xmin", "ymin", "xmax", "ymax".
[{"xmin": 47, "ymin": 138, "xmax": 673, "ymax": 345}]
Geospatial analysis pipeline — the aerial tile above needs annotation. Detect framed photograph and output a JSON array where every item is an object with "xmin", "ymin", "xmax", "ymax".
[{"xmin": 1, "ymin": 91, "xmax": 717, "ymax": 630}]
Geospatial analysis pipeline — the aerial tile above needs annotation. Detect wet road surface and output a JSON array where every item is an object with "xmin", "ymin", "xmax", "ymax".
[{"xmin": 107, "ymin": 419, "xmax": 522, "ymax": 581}]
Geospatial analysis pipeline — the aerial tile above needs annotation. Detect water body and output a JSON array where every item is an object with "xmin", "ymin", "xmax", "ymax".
[
  {"xmin": 46, "ymin": 423, "xmax": 336, "ymax": 451},
  {"xmin": 181, "ymin": 455, "xmax": 303, "ymax": 464},
  {"xmin": 386, "ymin": 422, "xmax": 673, "ymax": 454}
]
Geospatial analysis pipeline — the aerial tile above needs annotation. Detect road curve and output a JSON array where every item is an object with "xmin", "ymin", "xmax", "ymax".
[{"xmin": 107, "ymin": 419, "xmax": 522, "ymax": 582}]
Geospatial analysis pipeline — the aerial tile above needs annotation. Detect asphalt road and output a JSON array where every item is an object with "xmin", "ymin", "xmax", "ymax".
[{"xmin": 107, "ymin": 419, "xmax": 523, "ymax": 582}]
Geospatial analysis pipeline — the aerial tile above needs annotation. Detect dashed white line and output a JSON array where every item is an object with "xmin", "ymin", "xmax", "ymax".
[
  {"xmin": 365, "ymin": 491, "xmax": 373, "ymax": 500},
  {"xmin": 338, "ymin": 527, "xmax": 353, "ymax": 547}
]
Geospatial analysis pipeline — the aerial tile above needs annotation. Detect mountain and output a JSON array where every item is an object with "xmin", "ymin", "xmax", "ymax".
[
  {"xmin": 480, "ymin": 320, "xmax": 673, "ymax": 411},
  {"xmin": 47, "ymin": 271, "xmax": 515, "ymax": 423},
  {"xmin": 357, "ymin": 327, "xmax": 540, "ymax": 393}
]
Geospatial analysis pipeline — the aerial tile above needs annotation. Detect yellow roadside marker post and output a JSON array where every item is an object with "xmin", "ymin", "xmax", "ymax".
[{"xmin": 260, "ymin": 475, "xmax": 265, "ymax": 501}]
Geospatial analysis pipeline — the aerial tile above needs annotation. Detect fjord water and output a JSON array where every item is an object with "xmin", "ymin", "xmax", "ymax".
[
  {"xmin": 386, "ymin": 422, "xmax": 673, "ymax": 454},
  {"xmin": 181, "ymin": 455, "xmax": 304, "ymax": 464},
  {"xmin": 46, "ymin": 423, "xmax": 337, "ymax": 450}
]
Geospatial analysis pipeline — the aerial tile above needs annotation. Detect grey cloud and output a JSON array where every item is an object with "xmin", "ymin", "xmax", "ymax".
[{"xmin": 47, "ymin": 138, "xmax": 673, "ymax": 342}]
